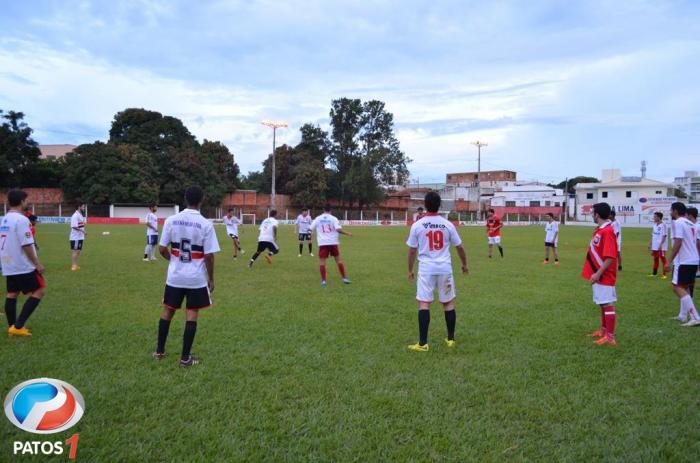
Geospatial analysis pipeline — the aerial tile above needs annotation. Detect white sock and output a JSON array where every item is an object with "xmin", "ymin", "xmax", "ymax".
[
  {"xmin": 681, "ymin": 295, "xmax": 698, "ymax": 321},
  {"xmin": 144, "ymin": 244, "xmax": 151, "ymax": 257}
]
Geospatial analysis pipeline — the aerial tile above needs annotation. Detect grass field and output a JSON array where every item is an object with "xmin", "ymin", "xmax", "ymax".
[{"xmin": 1, "ymin": 222, "xmax": 699, "ymax": 462}]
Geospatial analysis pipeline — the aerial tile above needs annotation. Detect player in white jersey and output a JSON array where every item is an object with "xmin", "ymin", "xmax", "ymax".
[
  {"xmin": 543, "ymin": 212, "xmax": 559, "ymax": 265},
  {"xmin": 687, "ymin": 207, "xmax": 700, "ymax": 280},
  {"xmin": 154, "ymin": 186, "xmax": 220, "ymax": 367},
  {"xmin": 648, "ymin": 212, "xmax": 668, "ymax": 278},
  {"xmin": 406, "ymin": 192, "xmax": 468, "ymax": 352},
  {"xmin": 143, "ymin": 205, "xmax": 159, "ymax": 262},
  {"xmin": 1, "ymin": 190, "xmax": 46, "ymax": 337},
  {"xmin": 69, "ymin": 204, "xmax": 86, "ymax": 271},
  {"xmin": 223, "ymin": 208, "xmax": 244, "ymax": 259},
  {"xmin": 248, "ymin": 210, "xmax": 279, "ymax": 268},
  {"xmin": 310, "ymin": 203, "xmax": 352, "ymax": 287},
  {"xmin": 664, "ymin": 202, "xmax": 700, "ymax": 327},
  {"xmin": 610, "ymin": 210, "xmax": 622, "ymax": 271},
  {"xmin": 295, "ymin": 207, "xmax": 313, "ymax": 257}
]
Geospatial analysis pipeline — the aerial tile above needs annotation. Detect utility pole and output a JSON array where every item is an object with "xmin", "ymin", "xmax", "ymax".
[
  {"xmin": 563, "ymin": 177, "xmax": 569, "ymax": 225},
  {"xmin": 261, "ymin": 120, "xmax": 288, "ymax": 209},
  {"xmin": 471, "ymin": 141, "xmax": 488, "ymax": 218}
]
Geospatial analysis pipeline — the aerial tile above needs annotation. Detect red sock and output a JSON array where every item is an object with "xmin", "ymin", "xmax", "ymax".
[
  {"xmin": 603, "ymin": 305, "xmax": 616, "ymax": 336},
  {"xmin": 653, "ymin": 255, "xmax": 659, "ymax": 271},
  {"xmin": 337, "ymin": 263, "xmax": 346, "ymax": 278},
  {"xmin": 660, "ymin": 255, "xmax": 667, "ymax": 275},
  {"xmin": 320, "ymin": 265, "xmax": 327, "ymax": 280},
  {"xmin": 600, "ymin": 306, "xmax": 606, "ymax": 332}
]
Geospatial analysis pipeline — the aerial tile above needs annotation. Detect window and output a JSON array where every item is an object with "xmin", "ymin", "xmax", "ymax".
[
  {"xmin": 505, "ymin": 201, "xmax": 516, "ymax": 207},
  {"xmin": 529, "ymin": 201, "xmax": 541, "ymax": 207},
  {"xmin": 602, "ymin": 191, "xmax": 608, "ymax": 198},
  {"xmin": 555, "ymin": 202, "xmax": 560, "ymax": 207},
  {"xmin": 626, "ymin": 191, "xmax": 632, "ymax": 198},
  {"xmin": 545, "ymin": 201, "xmax": 551, "ymax": 206},
  {"xmin": 655, "ymin": 190, "xmax": 662, "ymax": 194},
  {"xmin": 586, "ymin": 193, "xmax": 593, "ymax": 199}
]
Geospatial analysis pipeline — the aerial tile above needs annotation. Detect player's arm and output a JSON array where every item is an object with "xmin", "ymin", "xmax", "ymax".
[
  {"xmin": 273, "ymin": 225, "xmax": 278, "ymax": 241},
  {"xmin": 456, "ymin": 245, "xmax": 468, "ymax": 275},
  {"xmin": 407, "ymin": 246, "xmax": 418, "ymax": 281},
  {"xmin": 204, "ymin": 254, "xmax": 215, "ymax": 293},
  {"xmin": 590, "ymin": 257, "xmax": 614, "ymax": 283},
  {"xmin": 21, "ymin": 244, "xmax": 44, "ymax": 273},
  {"xmin": 158, "ymin": 222, "xmax": 171, "ymax": 260},
  {"xmin": 658, "ymin": 233, "xmax": 667, "ymax": 252},
  {"xmin": 148, "ymin": 217, "xmax": 158, "ymax": 232},
  {"xmin": 666, "ymin": 238, "xmax": 682, "ymax": 267},
  {"xmin": 338, "ymin": 229, "xmax": 352, "ymax": 237}
]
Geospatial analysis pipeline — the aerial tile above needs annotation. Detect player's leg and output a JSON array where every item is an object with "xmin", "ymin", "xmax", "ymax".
[
  {"xmin": 180, "ymin": 308, "xmax": 200, "ymax": 366},
  {"xmin": 13, "ymin": 285, "xmax": 44, "ymax": 331},
  {"xmin": 660, "ymin": 252, "xmax": 667, "ymax": 277},
  {"xmin": 144, "ymin": 236, "xmax": 151, "ymax": 261},
  {"xmin": 264, "ymin": 242, "xmax": 278, "ymax": 264},
  {"xmin": 319, "ymin": 255, "xmax": 328, "ymax": 286},
  {"xmin": 298, "ymin": 235, "xmax": 303, "ymax": 256},
  {"xmin": 249, "ymin": 241, "xmax": 266, "ymax": 267},
  {"xmin": 488, "ymin": 242, "xmax": 493, "ymax": 258},
  {"xmin": 332, "ymin": 248, "xmax": 349, "ymax": 283},
  {"xmin": 651, "ymin": 251, "xmax": 659, "ymax": 276},
  {"xmin": 594, "ymin": 301, "xmax": 617, "ymax": 345},
  {"xmin": 553, "ymin": 245, "xmax": 559, "ymax": 264},
  {"xmin": 497, "ymin": 237, "xmax": 504, "ymax": 258},
  {"xmin": 676, "ymin": 267, "xmax": 700, "ymax": 326},
  {"xmin": 307, "ymin": 235, "xmax": 313, "ymax": 256},
  {"xmin": 438, "ymin": 274, "xmax": 457, "ymax": 346},
  {"xmin": 589, "ymin": 284, "xmax": 610, "ymax": 338},
  {"xmin": 150, "ymin": 236, "xmax": 158, "ymax": 260},
  {"xmin": 409, "ymin": 274, "xmax": 433, "ymax": 351},
  {"xmin": 543, "ymin": 244, "xmax": 550, "ymax": 264},
  {"xmin": 230, "ymin": 235, "xmax": 238, "ymax": 258},
  {"xmin": 156, "ymin": 285, "xmax": 183, "ymax": 358},
  {"xmin": 4, "ymin": 290, "xmax": 18, "ymax": 327}
]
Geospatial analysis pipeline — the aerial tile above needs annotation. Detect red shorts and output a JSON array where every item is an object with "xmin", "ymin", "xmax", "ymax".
[
  {"xmin": 651, "ymin": 250, "xmax": 666, "ymax": 258},
  {"xmin": 318, "ymin": 245, "xmax": 340, "ymax": 258}
]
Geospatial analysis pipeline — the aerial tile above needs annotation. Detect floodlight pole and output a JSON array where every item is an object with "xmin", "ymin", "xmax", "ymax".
[
  {"xmin": 261, "ymin": 120, "xmax": 288, "ymax": 209},
  {"xmin": 471, "ymin": 141, "xmax": 488, "ymax": 218}
]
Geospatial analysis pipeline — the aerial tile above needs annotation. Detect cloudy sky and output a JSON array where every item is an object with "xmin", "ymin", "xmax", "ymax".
[{"xmin": 1, "ymin": 0, "xmax": 699, "ymax": 183}]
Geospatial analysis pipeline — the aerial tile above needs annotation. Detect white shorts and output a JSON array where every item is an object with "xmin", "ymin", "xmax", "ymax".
[
  {"xmin": 488, "ymin": 236, "xmax": 501, "ymax": 245},
  {"xmin": 416, "ymin": 273, "xmax": 456, "ymax": 304},
  {"xmin": 592, "ymin": 283, "xmax": 617, "ymax": 305}
]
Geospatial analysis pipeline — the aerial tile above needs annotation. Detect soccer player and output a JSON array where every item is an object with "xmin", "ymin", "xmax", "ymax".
[
  {"xmin": 688, "ymin": 207, "xmax": 700, "ymax": 281},
  {"xmin": 610, "ymin": 210, "xmax": 622, "ymax": 271},
  {"xmin": 664, "ymin": 202, "xmax": 700, "ymax": 326},
  {"xmin": 248, "ymin": 210, "xmax": 279, "ymax": 268},
  {"xmin": 406, "ymin": 191, "xmax": 468, "ymax": 352},
  {"xmin": 154, "ymin": 186, "xmax": 220, "ymax": 367},
  {"xmin": 415, "ymin": 207, "xmax": 425, "ymax": 221},
  {"xmin": 295, "ymin": 207, "xmax": 313, "ymax": 257},
  {"xmin": 543, "ymin": 212, "xmax": 559, "ymax": 265},
  {"xmin": 143, "ymin": 205, "xmax": 159, "ymax": 262},
  {"xmin": 223, "ymin": 209, "xmax": 244, "ymax": 259},
  {"xmin": 310, "ymin": 203, "xmax": 352, "ymax": 287},
  {"xmin": 648, "ymin": 212, "xmax": 668, "ymax": 279},
  {"xmin": 486, "ymin": 208, "xmax": 504, "ymax": 258},
  {"xmin": 1, "ymin": 190, "xmax": 46, "ymax": 337},
  {"xmin": 581, "ymin": 202, "xmax": 619, "ymax": 346},
  {"xmin": 69, "ymin": 204, "xmax": 86, "ymax": 271}
]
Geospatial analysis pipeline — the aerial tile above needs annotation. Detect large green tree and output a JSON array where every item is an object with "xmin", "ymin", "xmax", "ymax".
[
  {"xmin": 0, "ymin": 110, "xmax": 42, "ymax": 187},
  {"xmin": 551, "ymin": 176, "xmax": 601, "ymax": 193},
  {"xmin": 63, "ymin": 142, "xmax": 159, "ymax": 204}
]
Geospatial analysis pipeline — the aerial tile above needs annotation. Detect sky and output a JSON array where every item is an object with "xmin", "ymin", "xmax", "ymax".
[{"xmin": 1, "ymin": 0, "xmax": 699, "ymax": 184}]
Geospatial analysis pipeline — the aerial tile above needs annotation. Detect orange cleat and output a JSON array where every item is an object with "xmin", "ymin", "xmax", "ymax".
[
  {"xmin": 264, "ymin": 255, "xmax": 272, "ymax": 264},
  {"xmin": 587, "ymin": 329, "xmax": 605, "ymax": 338},
  {"xmin": 542, "ymin": 260, "xmax": 549, "ymax": 265},
  {"xmin": 594, "ymin": 335, "xmax": 616, "ymax": 346}
]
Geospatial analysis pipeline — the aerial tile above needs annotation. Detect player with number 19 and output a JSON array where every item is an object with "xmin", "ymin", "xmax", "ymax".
[{"xmin": 406, "ymin": 192, "xmax": 468, "ymax": 352}]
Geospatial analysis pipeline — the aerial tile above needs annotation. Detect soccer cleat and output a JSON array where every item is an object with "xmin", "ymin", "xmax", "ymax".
[
  {"xmin": 8, "ymin": 326, "xmax": 32, "ymax": 337},
  {"xmin": 321, "ymin": 280, "xmax": 327, "ymax": 287},
  {"xmin": 309, "ymin": 253, "xmax": 314, "ymax": 257},
  {"xmin": 143, "ymin": 258, "xmax": 149, "ymax": 262},
  {"xmin": 445, "ymin": 338, "xmax": 456, "ymax": 348},
  {"xmin": 587, "ymin": 329, "xmax": 606, "ymax": 338},
  {"xmin": 150, "ymin": 257, "xmax": 157, "ymax": 261},
  {"xmin": 661, "ymin": 275, "xmax": 668, "ymax": 280},
  {"xmin": 233, "ymin": 256, "xmax": 237, "ymax": 260},
  {"xmin": 647, "ymin": 274, "xmax": 657, "ymax": 278},
  {"xmin": 264, "ymin": 255, "xmax": 272, "ymax": 264},
  {"xmin": 682, "ymin": 319, "xmax": 700, "ymax": 327},
  {"xmin": 342, "ymin": 278, "xmax": 351, "ymax": 285},
  {"xmin": 408, "ymin": 343, "xmax": 429, "ymax": 352},
  {"xmin": 152, "ymin": 352, "xmax": 165, "ymax": 360},
  {"xmin": 670, "ymin": 316, "xmax": 687, "ymax": 323},
  {"xmin": 248, "ymin": 261, "xmax": 254, "ymax": 269},
  {"xmin": 594, "ymin": 335, "xmax": 616, "ymax": 346},
  {"xmin": 240, "ymin": 249, "xmax": 245, "ymax": 254},
  {"xmin": 298, "ymin": 254, "xmax": 302, "ymax": 257},
  {"xmin": 554, "ymin": 261, "xmax": 560, "ymax": 266},
  {"xmin": 71, "ymin": 265, "xmax": 80, "ymax": 271},
  {"xmin": 179, "ymin": 355, "xmax": 200, "ymax": 367},
  {"xmin": 542, "ymin": 260, "xmax": 549, "ymax": 265}
]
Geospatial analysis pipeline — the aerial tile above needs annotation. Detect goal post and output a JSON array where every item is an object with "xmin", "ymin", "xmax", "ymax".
[
  {"xmin": 241, "ymin": 213, "xmax": 256, "ymax": 225},
  {"xmin": 110, "ymin": 204, "xmax": 179, "ymax": 220}
]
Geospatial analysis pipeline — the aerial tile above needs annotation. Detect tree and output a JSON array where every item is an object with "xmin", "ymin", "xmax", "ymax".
[
  {"xmin": 0, "ymin": 110, "xmax": 42, "ymax": 187},
  {"xmin": 256, "ymin": 144, "xmax": 298, "ymax": 195},
  {"xmin": 239, "ymin": 171, "xmax": 266, "ymax": 191},
  {"xmin": 21, "ymin": 157, "xmax": 65, "ymax": 188},
  {"xmin": 287, "ymin": 154, "xmax": 327, "ymax": 207},
  {"xmin": 551, "ymin": 176, "xmax": 601, "ymax": 194},
  {"xmin": 201, "ymin": 140, "xmax": 240, "ymax": 192},
  {"xmin": 296, "ymin": 123, "xmax": 330, "ymax": 163},
  {"xmin": 63, "ymin": 142, "xmax": 159, "ymax": 204}
]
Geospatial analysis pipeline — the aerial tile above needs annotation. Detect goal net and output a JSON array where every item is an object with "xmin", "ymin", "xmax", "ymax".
[
  {"xmin": 241, "ymin": 213, "xmax": 256, "ymax": 225},
  {"xmin": 111, "ymin": 204, "xmax": 178, "ymax": 220}
]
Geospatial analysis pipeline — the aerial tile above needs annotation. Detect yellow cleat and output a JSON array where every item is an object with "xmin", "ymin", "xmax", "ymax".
[
  {"xmin": 408, "ymin": 343, "xmax": 429, "ymax": 352},
  {"xmin": 8, "ymin": 326, "xmax": 32, "ymax": 337},
  {"xmin": 445, "ymin": 339, "xmax": 456, "ymax": 348},
  {"xmin": 661, "ymin": 275, "xmax": 668, "ymax": 280},
  {"xmin": 71, "ymin": 265, "xmax": 80, "ymax": 272}
]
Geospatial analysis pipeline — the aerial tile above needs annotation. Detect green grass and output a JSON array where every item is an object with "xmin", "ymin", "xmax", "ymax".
[{"xmin": 1, "ymin": 223, "xmax": 699, "ymax": 462}]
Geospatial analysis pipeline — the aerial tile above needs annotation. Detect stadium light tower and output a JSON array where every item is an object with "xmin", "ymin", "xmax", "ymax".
[
  {"xmin": 261, "ymin": 119, "xmax": 288, "ymax": 209},
  {"xmin": 471, "ymin": 140, "xmax": 488, "ymax": 217}
]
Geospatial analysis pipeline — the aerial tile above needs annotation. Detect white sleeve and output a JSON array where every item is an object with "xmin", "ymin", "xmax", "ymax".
[
  {"xmin": 203, "ymin": 223, "xmax": 221, "ymax": 254},
  {"xmin": 406, "ymin": 224, "xmax": 418, "ymax": 248},
  {"xmin": 310, "ymin": 218, "xmax": 318, "ymax": 231},
  {"xmin": 18, "ymin": 219, "xmax": 35, "ymax": 247},
  {"xmin": 449, "ymin": 224, "xmax": 462, "ymax": 246},
  {"xmin": 334, "ymin": 217, "xmax": 342, "ymax": 230},
  {"xmin": 159, "ymin": 220, "xmax": 171, "ymax": 247},
  {"xmin": 70, "ymin": 214, "xmax": 78, "ymax": 228}
]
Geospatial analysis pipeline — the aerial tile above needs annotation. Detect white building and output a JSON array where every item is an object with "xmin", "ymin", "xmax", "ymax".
[
  {"xmin": 673, "ymin": 170, "xmax": 700, "ymax": 201},
  {"xmin": 575, "ymin": 169, "xmax": 675, "ymax": 223},
  {"xmin": 490, "ymin": 185, "xmax": 566, "ymax": 207}
]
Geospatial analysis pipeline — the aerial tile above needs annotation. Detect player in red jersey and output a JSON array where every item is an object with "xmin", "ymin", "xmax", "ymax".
[
  {"xmin": 485, "ymin": 208, "xmax": 504, "ymax": 258},
  {"xmin": 581, "ymin": 202, "xmax": 618, "ymax": 345}
]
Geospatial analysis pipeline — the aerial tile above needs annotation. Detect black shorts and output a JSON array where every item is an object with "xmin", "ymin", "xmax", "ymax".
[
  {"xmin": 674, "ymin": 265, "xmax": 698, "ymax": 286},
  {"xmin": 163, "ymin": 285, "xmax": 211, "ymax": 310},
  {"xmin": 228, "ymin": 233, "xmax": 239, "ymax": 240},
  {"xmin": 257, "ymin": 241, "xmax": 279, "ymax": 254},
  {"xmin": 298, "ymin": 232, "xmax": 311, "ymax": 242},
  {"xmin": 7, "ymin": 270, "xmax": 45, "ymax": 294},
  {"xmin": 146, "ymin": 235, "xmax": 158, "ymax": 245},
  {"xmin": 70, "ymin": 240, "xmax": 83, "ymax": 250},
  {"xmin": 544, "ymin": 242, "xmax": 557, "ymax": 248}
]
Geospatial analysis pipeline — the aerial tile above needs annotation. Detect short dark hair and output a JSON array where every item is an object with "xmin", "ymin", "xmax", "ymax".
[
  {"xmin": 488, "ymin": 208, "xmax": 495, "ymax": 214},
  {"xmin": 424, "ymin": 191, "xmax": 441, "ymax": 213},
  {"xmin": 592, "ymin": 202, "xmax": 611, "ymax": 220},
  {"xmin": 301, "ymin": 207, "xmax": 308, "ymax": 211},
  {"xmin": 323, "ymin": 203, "xmax": 332, "ymax": 212},
  {"xmin": 671, "ymin": 202, "xmax": 687, "ymax": 215},
  {"xmin": 269, "ymin": 209, "xmax": 278, "ymax": 217},
  {"xmin": 184, "ymin": 186, "xmax": 204, "ymax": 207},
  {"xmin": 8, "ymin": 190, "xmax": 28, "ymax": 207},
  {"xmin": 688, "ymin": 207, "xmax": 698, "ymax": 219},
  {"xmin": 228, "ymin": 208, "xmax": 234, "ymax": 213},
  {"xmin": 417, "ymin": 207, "xmax": 424, "ymax": 212},
  {"xmin": 654, "ymin": 212, "xmax": 663, "ymax": 220},
  {"xmin": 546, "ymin": 212, "xmax": 554, "ymax": 218}
]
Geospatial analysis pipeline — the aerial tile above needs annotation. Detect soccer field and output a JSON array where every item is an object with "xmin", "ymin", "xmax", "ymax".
[{"xmin": 1, "ymin": 223, "xmax": 699, "ymax": 461}]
